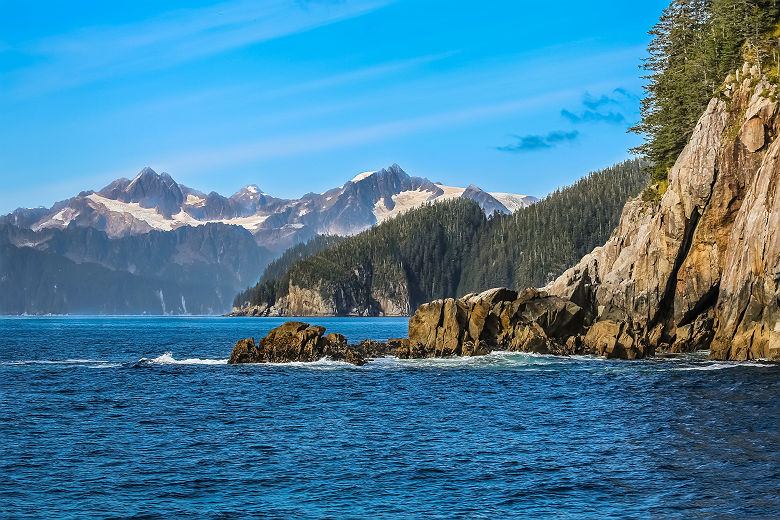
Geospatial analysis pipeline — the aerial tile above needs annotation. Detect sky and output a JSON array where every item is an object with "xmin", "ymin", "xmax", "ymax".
[{"xmin": 0, "ymin": 0, "xmax": 669, "ymax": 213}]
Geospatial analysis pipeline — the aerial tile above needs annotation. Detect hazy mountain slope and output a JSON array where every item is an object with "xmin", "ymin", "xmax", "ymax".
[
  {"xmin": 0, "ymin": 163, "xmax": 536, "ymax": 315},
  {"xmin": 0, "ymin": 223, "xmax": 274, "ymax": 315}
]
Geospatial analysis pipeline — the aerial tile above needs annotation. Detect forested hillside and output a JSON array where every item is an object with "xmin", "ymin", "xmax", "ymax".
[
  {"xmin": 233, "ymin": 159, "xmax": 648, "ymax": 315},
  {"xmin": 253, "ymin": 234, "xmax": 345, "ymax": 286},
  {"xmin": 458, "ymin": 160, "xmax": 648, "ymax": 292},
  {"xmin": 631, "ymin": 0, "xmax": 780, "ymax": 182}
]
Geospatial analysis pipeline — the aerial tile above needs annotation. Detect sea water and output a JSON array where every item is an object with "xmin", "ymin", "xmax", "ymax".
[{"xmin": 1, "ymin": 316, "xmax": 778, "ymax": 519}]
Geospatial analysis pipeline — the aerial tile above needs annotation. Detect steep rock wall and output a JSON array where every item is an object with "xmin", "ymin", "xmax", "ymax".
[{"xmin": 550, "ymin": 64, "xmax": 779, "ymax": 360}]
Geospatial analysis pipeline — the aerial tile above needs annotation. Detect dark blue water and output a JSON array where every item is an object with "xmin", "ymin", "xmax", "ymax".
[{"xmin": 1, "ymin": 317, "xmax": 778, "ymax": 519}]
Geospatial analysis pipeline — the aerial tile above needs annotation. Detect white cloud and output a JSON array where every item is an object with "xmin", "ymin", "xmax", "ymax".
[{"xmin": 10, "ymin": 0, "xmax": 395, "ymax": 95}]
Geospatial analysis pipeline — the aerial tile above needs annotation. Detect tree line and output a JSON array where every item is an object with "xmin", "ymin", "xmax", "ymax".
[{"xmin": 631, "ymin": 0, "xmax": 780, "ymax": 182}]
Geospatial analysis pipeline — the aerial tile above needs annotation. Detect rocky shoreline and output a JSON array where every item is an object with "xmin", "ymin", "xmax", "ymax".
[{"xmin": 228, "ymin": 287, "xmax": 649, "ymax": 366}]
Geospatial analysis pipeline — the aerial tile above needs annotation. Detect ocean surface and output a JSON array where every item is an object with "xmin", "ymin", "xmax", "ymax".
[{"xmin": 1, "ymin": 316, "xmax": 778, "ymax": 519}]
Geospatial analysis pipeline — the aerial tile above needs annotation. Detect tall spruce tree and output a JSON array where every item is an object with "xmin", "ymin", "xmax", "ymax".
[{"xmin": 632, "ymin": 0, "xmax": 779, "ymax": 183}]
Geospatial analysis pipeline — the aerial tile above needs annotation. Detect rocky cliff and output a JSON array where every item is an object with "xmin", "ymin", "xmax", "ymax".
[
  {"xmin": 228, "ymin": 278, "xmax": 411, "ymax": 317},
  {"xmin": 548, "ymin": 63, "xmax": 779, "ymax": 361}
]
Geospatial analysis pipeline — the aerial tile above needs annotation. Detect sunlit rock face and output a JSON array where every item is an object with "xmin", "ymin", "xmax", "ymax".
[{"xmin": 549, "ymin": 64, "xmax": 779, "ymax": 361}]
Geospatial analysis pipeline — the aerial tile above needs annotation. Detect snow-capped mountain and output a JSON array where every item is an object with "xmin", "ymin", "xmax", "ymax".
[{"xmin": 11, "ymin": 164, "xmax": 537, "ymax": 251}]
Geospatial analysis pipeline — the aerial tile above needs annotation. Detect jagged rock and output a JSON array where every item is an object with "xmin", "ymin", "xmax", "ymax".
[
  {"xmin": 406, "ymin": 287, "xmax": 587, "ymax": 357},
  {"xmin": 583, "ymin": 320, "xmax": 643, "ymax": 360},
  {"xmin": 710, "ymin": 114, "xmax": 780, "ymax": 360},
  {"xmin": 228, "ymin": 337, "xmax": 258, "ymax": 364},
  {"xmin": 477, "ymin": 287, "xmax": 518, "ymax": 306},
  {"xmin": 228, "ymin": 321, "xmax": 384, "ymax": 365}
]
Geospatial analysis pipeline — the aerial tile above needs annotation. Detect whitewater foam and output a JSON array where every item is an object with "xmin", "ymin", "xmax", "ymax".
[
  {"xmin": 139, "ymin": 352, "xmax": 228, "ymax": 365},
  {"xmin": 0, "ymin": 359, "xmax": 108, "ymax": 366},
  {"xmin": 675, "ymin": 361, "xmax": 775, "ymax": 371}
]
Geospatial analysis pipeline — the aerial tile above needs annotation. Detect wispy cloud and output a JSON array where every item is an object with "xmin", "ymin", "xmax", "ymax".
[
  {"xmin": 496, "ymin": 130, "xmax": 579, "ymax": 153},
  {"xmin": 149, "ymin": 87, "xmax": 579, "ymax": 173},
  {"xmin": 10, "ymin": 0, "xmax": 394, "ymax": 96},
  {"xmin": 560, "ymin": 88, "xmax": 637, "ymax": 126},
  {"xmin": 561, "ymin": 109, "xmax": 625, "ymax": 124},
  {"xmin": 114, "ymin": 51, "xmax": 456, "ymax": 118}
]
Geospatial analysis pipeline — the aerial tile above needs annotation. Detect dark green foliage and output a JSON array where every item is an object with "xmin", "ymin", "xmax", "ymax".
[
  {"xmin": 632, "ymin": 0, "xmax": 780, "ymax": 182},
  {"xmin": 234, "ymin": 159, "xmax": 648, "ymax": 313},
  {"xmin": 458, "ymin": 160, "xmax": 648, "ymax": 293},
  {"xmin": 259, "ymin": 235, "xmax": 345, "ymax": 284},
  {"xmin": 235, "ymin": 198, "xmax": 487, "ymax": 312}
]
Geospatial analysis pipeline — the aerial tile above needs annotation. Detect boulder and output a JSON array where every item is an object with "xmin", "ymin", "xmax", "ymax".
[
  {"xmin": 406, "ymin": 288, "xmax": 586, "ymax": 357},
  {"xmin": 228, "ymin": 321, "xmax": 387, "ymax": 366},
  {"xmin": 583, "ymin": 320, "xmax": 643, "ymax": 360},
  {"xmin": 228, "ymin": 337, "xmax": 258, "ymax": 364},
  {"xmin": 740, "ymin": 116, "xmax": 765, "ymax": 152}
]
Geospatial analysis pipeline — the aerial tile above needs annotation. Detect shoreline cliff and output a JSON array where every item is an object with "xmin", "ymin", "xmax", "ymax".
[{"xmin": 230, "ymin": 64, "xmax": 779, "ymax": 364}]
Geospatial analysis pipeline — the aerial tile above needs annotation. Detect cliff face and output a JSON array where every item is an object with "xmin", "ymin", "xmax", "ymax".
[
  {"xmin": 550, "ymin": 64, "xmax": 779, "ymax": 360},
  {"xmin": 230, "ymin": 278, "xmax": 411, "ymax": 317}
]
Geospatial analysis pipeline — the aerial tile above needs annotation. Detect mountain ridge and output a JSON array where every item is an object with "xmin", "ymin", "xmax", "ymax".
[{"xmin": 9, "ymin": 164, "xmax": 537, "ymax": 252}]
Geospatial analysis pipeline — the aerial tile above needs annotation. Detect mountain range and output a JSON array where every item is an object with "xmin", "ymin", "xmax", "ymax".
[
  {"xmin": 0, "ymin": 164, "xmax": 535, "ymax": 314},
  {"xmin": 11, "ymin": 164, "xmax": 535, "ymax": 252}
]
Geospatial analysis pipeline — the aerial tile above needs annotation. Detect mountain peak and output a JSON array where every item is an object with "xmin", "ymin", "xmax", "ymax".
[
  {"xmin": 136, "ymin": 166, "xmax": 158, "ymax": 177},
  {"xmin": 117, "ymin": 167, "xmax": 184, "ymax": 216},
  {"xmin": 231, "ymin": 184, "xmax": 266, "ymax": 199}
]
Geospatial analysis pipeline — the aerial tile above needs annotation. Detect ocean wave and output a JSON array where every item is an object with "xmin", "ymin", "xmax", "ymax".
[
  {"xmin": 260, "ymin": 357, "xmax": 357, "ymax": 369},
  {"xmin": 137, "ymin": 352, "xmax": 228, "ymax": 365},
  {"xmin": 675, "ymin": 361, "xmax": 776, "ymax": 371},
  {"xmin": 370, "ymin": 350, "xmax": 584, "ymax": 369}
]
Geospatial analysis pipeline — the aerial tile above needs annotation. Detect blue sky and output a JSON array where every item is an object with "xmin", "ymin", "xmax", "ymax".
[{"xmin": 0, "ymin": 0, "xmax": 668, "ymax": 213}]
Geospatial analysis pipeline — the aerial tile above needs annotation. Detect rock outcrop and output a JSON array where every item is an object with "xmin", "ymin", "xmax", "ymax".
[
  {"xmin": 231, "ymin": 65, "xmax": 778, "ymax": 364},
  {"xmin": 228, "ymin": 279, "xmax": 410, "ymax": 318},
  {"xmin": 405, "ymin": 287, "xmax": 590, "ymax": 357},
  {"xmin": 228, "ymin": 321, "xmax": 399, "ymax": 366},
  {"xmin": 548, "ymin": 64, "xmax": 779, "ymax": 361}
]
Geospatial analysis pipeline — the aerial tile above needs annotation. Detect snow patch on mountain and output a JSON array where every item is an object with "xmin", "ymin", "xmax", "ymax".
[
  {"xmin": 185, "ymin": 194, "xmax": 206, "ymax": 207},
  {"xmin": 350, "ymin": 171, "xmax": 376, "ymax": 183},
  {"xmin": 491, "ymin": 193, "xmax": 537, "ymax": 212},
  {"xmin": 371, "ymin": 183, "xmax": 534, "ymax": 224},
  {"xmin": 373, "ymin": 188, "xmax": 438, "ymax": 223},
  {"xmin": 17, "ymin": 164, "xmax": 537, "ymax": 250},
  {"xmin": 87, "ymin": 194, "xmax": 200, "ymax": 231}
]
